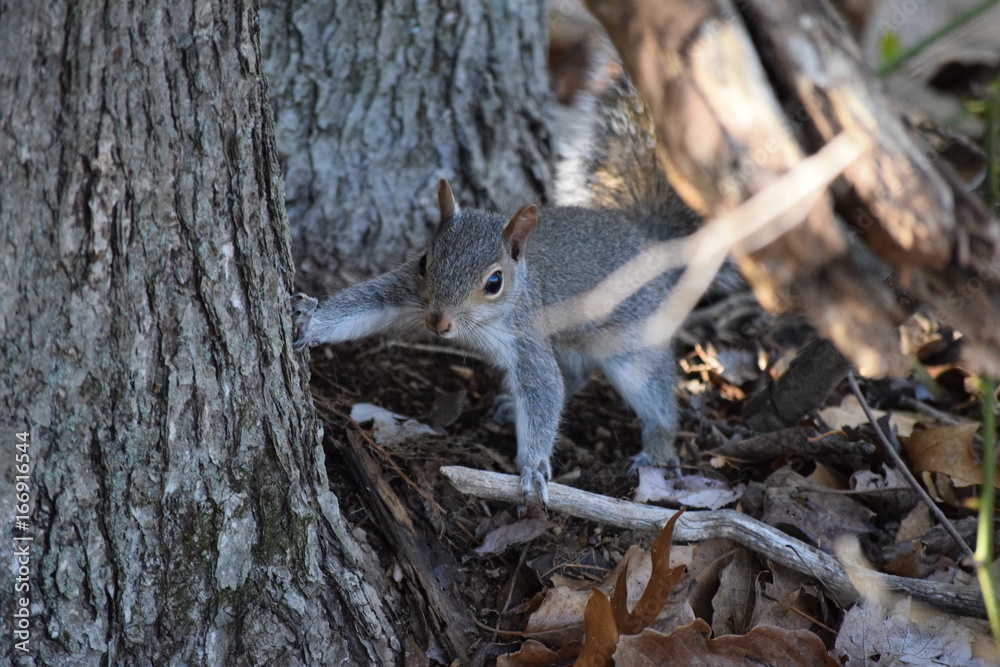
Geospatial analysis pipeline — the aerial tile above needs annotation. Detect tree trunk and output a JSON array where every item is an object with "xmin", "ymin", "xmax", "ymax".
[
  {"xmin": 259, "ymin": 0, "xmax": 554, "ymax": 291},
  {"xmin": 0, "ymin": 1, "xmax": 401, "ymax": 664}
]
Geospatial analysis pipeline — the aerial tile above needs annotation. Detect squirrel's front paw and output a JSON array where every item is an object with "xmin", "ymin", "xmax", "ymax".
[
  {"xmin": 518, "ymin": 457, "xmax": 552, "ymax": 514},
  {"xmin": 290, "ymin": 293, "xmax": 319, "ymax": 351}
]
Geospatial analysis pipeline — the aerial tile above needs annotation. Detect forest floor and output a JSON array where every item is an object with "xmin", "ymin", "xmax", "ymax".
[{"xmin": 306, "ymin": 291, "xmax": 995, "ymax": 666}]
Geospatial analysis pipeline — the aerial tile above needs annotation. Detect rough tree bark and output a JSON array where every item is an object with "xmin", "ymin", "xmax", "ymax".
[
  {"xmin": 259, "ymin": 0, "xmax": 555, "ymax": 292},
  {"xmin": 0, "ymin": 2, "xmax": 403, "ymax": 664},
  {"xmin": 586, "ymin": 0, "xmax": 1000, "ymax": 377}
]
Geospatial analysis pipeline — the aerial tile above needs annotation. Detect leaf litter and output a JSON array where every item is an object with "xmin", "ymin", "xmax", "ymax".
[
  {"xmin": 304, "ymin": 22, "xmax": 1000, "ymax": 654},
  {"xmin": 307, "ymin": 292, "xmax": 997, "ymax": 665}
]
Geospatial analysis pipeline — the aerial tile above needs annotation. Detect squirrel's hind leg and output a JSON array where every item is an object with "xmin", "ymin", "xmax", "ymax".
[{"xmin": 599, "ymin": 347, "xmax": 681, "ymax": 476}]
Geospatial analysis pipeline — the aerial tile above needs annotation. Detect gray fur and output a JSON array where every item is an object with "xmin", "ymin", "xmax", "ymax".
[{"xmin": 292, "ymin": 189, "xmax": 682, "ymax": 507}]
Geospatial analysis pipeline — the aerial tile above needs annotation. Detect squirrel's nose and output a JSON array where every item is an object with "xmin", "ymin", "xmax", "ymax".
[{"xmin": 425, "ymin": 311, "xmax": 454, "ymax": 337}]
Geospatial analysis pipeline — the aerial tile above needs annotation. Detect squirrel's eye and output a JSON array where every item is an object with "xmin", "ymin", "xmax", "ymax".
[
  {"xmin": 418, "ymin": 254, "xmax": 427, "ymax": 277},
  {"xmin": 484, "ymin": 270, "xmax": 503, "ymax": 296}
]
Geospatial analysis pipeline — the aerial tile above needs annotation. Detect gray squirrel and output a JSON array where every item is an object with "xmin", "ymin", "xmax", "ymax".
[{"xmin": 291, "ymin": 58, "xmax": 718, "ymax": 507}]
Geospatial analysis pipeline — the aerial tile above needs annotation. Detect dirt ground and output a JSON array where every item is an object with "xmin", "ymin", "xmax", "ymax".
[{"xmin": 306, "ymin": 294, "xmax": 993, "ymax": 666}]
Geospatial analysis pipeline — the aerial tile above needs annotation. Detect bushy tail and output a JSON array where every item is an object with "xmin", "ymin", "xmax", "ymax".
[
  {"xmin": 549, "ymin": 24, "xmax": 744, "ymax": 293},
  {"xmin": 551, "ymin": 42, "xmax": 701, "ymax": 240}
]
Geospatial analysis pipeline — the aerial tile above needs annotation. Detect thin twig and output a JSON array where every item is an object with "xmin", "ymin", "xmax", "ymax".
[
  {"xmin": 471, "ymin": 617, "xmax": 530, "ymax": 637},
  {"xmin": 790, "ymin": 606, "xmax": 838, "ymax": 635},
  {"xmin": 899, "ymin": 396, "xmax": 962, "ymax": 425},
  {"xmin": 478, "ymin": 543, "xmax": 535, "ymax": 659},
  {"xmin": 794, "ymin": 485, "xmax": 914, "ymax": 496},
  {"xmin": 331, "ymin": 405, "xmax": 479, "ymax": 543},
  {"xmin": 847, "ymin": 373, "xmax": 974, "ymax": 560},
  {"xmin": 502, "ymin": 546, "xmax": 532, "ymax": 616}
]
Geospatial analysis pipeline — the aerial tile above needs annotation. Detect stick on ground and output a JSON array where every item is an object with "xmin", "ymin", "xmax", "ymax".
[
  {"xmin": 440, "ymin": 465, "xmax": 985, "ymax": 619},
  {"xmin": 847, "ymin": 372, "xmax": 975, "ymax": 561}
]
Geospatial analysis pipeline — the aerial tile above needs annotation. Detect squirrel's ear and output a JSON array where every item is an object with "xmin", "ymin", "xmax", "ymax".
[
  {"xmin": 438, "ymin": 179, "xmax": 459, "ymax": 224},
  {"xmin": 503, "ymin": 205, "xmax": 538, "ymax": 262}
]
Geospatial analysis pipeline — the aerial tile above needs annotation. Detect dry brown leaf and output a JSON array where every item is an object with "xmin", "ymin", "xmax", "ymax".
[
  {"xmin": 512, "ymin": 516, "xmax": 694, "ymax": 662},
  {"xmin": 634, "ymin": 469, "xmax": 744, "ymax": 509},
  {"xmin": 806, "ymin": 463, "xmax": 844, "ymax": 490},
  {"xmin": 762, "ymin": 468, "xmax": 875, "ymax": 552},
  {"xmin": 599, "ymin": 545, "xmax": 646, "ymax": 602},
  {"xmin": 712, "ymin": 549, "xmax": 754, "ymax": 637},
  {"xmin": 607, "ymin": 545, "xmax": 696, "ymax": 638},
  {"xmin": 901, "ymin": 422, "xmax": 997, "ymax": 488},
  {"xmin": 835, "ymin": 597, "xmax": 995, "ymax": 666},
  {"xmin": 818, "ymin": 395, "xmax": 920, "ymax": 436},
  {"xmin": 598, "ymin": 544, "xmax": 653, "ymax": 621},
  {"xmin": 850, "ymin": 464, "xmax": 921, "ymax": 521},
  {"xmin": 687, "ymin": 539, "xmax": 741, "ymax": 623},
  {"xmin": 748, "ymin": 564, "xmax": 817, "ymax": 633},
  {"xmin": 495, "ymin": 640, "xmax": 556, "ymax": 667},
  {"xmin": 611, "ymin": 510, "xmax": 687, "ymax": 635},
  {"xmin": 474, "ymin": 518, "xmax": 552, "ymax": 557},
  {"xmin": 496, "ymin": 639, "xmax": 578, "ymax": 667},
  {"xmin": 896, "ymin": 503, "xmax": 933, "ymax": 543},
  {"xmin": 669, "ymin": 544, "xmax": 696, "ymax": 568},
  {"xmin": 548, "ymin": 574, "xmax": 594, "ymax": 592},
  {"xmin": 576, "ymin": 590, "xmax": 617, "ymax": 667},
  {"xmin": 883, "ymin": 541, "xmax": 924, "ymax": 579},
  {"xmin": 614, "ymin": 620, "xmax": 837, "ymax": 666},
  {"xmin": 920, "ymin": 470, "xmax": 952, "ymax": 504},
  {"xmin": 523, "ymin": 587, "xmax": 588, "ymax": 647}
]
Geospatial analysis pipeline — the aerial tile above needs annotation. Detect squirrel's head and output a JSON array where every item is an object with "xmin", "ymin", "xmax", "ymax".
[{"xmin": 419, "ymin": 179, "xmax": 537, "ymax": 341}]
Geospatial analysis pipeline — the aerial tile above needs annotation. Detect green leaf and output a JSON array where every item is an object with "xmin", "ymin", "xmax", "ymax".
[{"xmin": 879, "ymin": 31, "xmax": 901, "ymax": 67}]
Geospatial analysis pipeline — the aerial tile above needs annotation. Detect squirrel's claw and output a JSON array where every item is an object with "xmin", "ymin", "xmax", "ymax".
[
  {"xmin": 290, "ymin": 293, "xmax": 319, "ymax": 351},
  {"xmin": 518, "ymin": 459, "xmax": 551, "ymax": 516}
]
